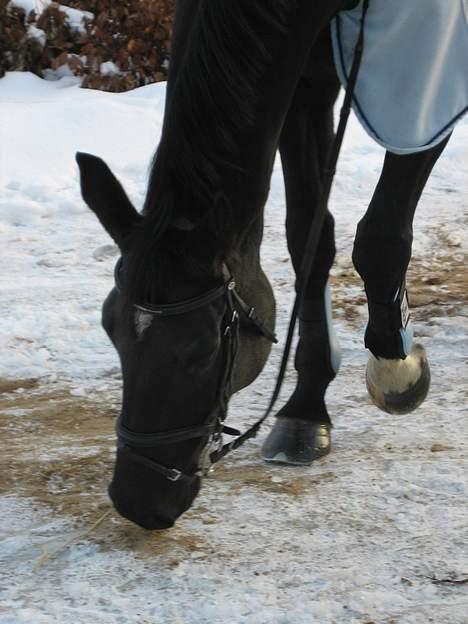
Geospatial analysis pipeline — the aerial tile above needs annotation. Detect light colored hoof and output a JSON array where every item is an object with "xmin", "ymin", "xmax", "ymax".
[{"xmin": 366, "ymin": 343, "xmax": 430, "ymax": 415}]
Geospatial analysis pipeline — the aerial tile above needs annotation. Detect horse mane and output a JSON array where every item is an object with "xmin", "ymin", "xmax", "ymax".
[{"xmin": 126, "ymin": 0, "xmax": 291, "ymax": 303}]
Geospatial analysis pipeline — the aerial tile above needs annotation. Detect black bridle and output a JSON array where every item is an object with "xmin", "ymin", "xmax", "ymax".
[
  {"xmin": 114, "ymin": 0, "xmax": 370, "ymax": 483},
  {"xmin": 114, "ymin": 259, "xmax": 277, "ymax": 481}
]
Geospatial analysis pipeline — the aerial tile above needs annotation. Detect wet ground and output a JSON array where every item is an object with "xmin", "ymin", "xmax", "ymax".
[{"xmin": 1, "ymin": 243, "xmax": 466, "ymax": 538}]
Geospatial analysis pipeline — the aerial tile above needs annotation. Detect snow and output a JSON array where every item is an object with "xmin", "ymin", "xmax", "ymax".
[
  {"xmin": 7, "ymin": 0, "xmax": 45, "ymax": 14},
  {"xmin": 100, "ymin": 62, "xmax": 121, "ymax": 77},
  {"xmin": 7, "ymin": 0, "xmax": 92, "ymax": 76},
  {"xmin": 58, "ymin": 5, "xmax": 93, "ymax": 32},
  {"xmin": 8, "ymin": 0, "xmax": 93, "ymax": 30},
  {"xmin": 0, "ymin": 72, "xmax": 467, "ymax": 623},
  {"xmin": 26, "ymin": 24, "xmax": 46, "ymax": 46}
]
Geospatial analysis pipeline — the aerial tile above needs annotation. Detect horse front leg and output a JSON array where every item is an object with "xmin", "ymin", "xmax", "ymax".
[
  {"xmin": 262, "ymin": 31, "xmax": 341, "ymax": 464},
  {"xmin": 352, "ymin": 136, "xmax": 450, "ymax": 414}
]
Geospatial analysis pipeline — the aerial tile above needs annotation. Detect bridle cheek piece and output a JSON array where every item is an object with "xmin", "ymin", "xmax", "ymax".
[{"xmin": 114, "ymin": 258, "xmax": 276, "ymax": 483}]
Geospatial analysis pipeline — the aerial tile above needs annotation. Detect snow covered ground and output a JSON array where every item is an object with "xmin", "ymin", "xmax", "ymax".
[{"xmin": 0, "ymin": 72, "xmax": 467, "ymax": 623}]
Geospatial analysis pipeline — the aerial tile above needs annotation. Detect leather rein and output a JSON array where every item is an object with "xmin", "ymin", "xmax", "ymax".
[{"xmin": 114, "ymin": 0, "xmax": 370, "ymax": 483}]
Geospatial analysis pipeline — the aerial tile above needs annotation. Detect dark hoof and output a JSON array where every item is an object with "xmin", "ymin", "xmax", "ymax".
[
  {"xmin": 366, "ymin": 343, "xmax": 431, "ymax": 415},
  {"xmin": 261, "ymin": 418, "xmax": 331, "ymax": 465}
]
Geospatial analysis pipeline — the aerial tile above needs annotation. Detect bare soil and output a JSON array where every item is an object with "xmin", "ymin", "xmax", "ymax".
[{"xmin": 330, "ymin": 247, "xmax": 467, "ymax": 324}]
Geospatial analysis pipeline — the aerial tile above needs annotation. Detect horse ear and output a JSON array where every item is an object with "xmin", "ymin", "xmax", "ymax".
[{"xmin": 76, "ymin": 152, "xmax": 142, "ymax": 249}]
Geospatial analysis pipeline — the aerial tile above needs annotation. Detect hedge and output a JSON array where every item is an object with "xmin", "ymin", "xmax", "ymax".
[{"xmin": 0, "ymin": 0, "xmax": 174, "ymax": 91}]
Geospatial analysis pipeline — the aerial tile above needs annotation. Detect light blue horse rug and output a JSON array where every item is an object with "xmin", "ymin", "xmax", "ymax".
[{"xmin": 332, "ymin": 0, "xmax": 468, "ymax": 154}]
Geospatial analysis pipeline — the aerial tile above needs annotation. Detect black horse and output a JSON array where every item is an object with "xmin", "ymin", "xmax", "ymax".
[{"xmin": 76, "ymin": 1, "xmax": 450, "ymax": 529}]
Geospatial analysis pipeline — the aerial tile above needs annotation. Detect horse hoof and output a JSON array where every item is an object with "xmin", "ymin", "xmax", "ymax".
[
  {"xmin": 366, "ymin": 343, "xmax": 430, "ymax": 415},
  {"xmin": 261, "ymin": 418, "xmax": 331, "ymax": 465}
]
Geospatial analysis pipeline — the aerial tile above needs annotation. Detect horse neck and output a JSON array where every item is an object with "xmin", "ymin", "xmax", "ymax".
[
  {"xmin": 161, "ymin": 188, "xmax": 267, "ymax": 276},
  {"xmin": 127, "ymin": 172, "xmax": 268, "ymax": 306}
]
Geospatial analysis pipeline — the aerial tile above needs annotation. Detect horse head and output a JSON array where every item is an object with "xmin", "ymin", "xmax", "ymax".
[{"xmin": 76, "ymin": 152, "xmax": 275, "ymax": 529}]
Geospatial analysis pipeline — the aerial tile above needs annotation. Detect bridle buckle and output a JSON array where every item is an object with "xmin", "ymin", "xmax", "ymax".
[
  {"xmin": 198, "ymin": 431, "xmax": 223, "ymax": 477},
  {"xmin": 167, "ymin": 468, "xmax": 182, "ymax": 482}
]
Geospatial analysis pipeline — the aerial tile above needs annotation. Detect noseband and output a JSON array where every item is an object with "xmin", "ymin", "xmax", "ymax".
[{"xmin": 114, "ymin": 258, "xmax": 277, "ymax": 482}]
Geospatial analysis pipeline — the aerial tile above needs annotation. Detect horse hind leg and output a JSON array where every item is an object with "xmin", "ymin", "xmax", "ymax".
[
  {"xmin": 352, "ymin": 136, "xmax": 450, "ymax": 414},
  {"xmin": 262, "ymin": 29, "xmax": 341, "ymax": 464}
]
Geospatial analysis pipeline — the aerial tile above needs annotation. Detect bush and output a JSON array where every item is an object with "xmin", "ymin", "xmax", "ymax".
[{"xmin": 0, "ymin": 0, "xmax": 174, "ymax": 91}]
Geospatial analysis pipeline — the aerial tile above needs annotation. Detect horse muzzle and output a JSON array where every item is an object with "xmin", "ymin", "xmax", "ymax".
[{"xmin": 108, "ymin": 445, "xmax": 202, "ymax": 530}]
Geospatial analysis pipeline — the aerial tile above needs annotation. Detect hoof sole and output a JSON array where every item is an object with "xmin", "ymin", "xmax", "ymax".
[
  {"xmin": 366, "ymin": 343, "xmax": 431, "ymax": 415},
  {"xmin": 261, "ymin": 419, "xmax": 331, "ymax": 465}
]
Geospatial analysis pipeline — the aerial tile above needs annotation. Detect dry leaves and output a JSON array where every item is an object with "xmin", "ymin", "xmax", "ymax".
[{"xmin": 0, "ymin": 0, "xmax": 174, "ymax": 91}]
